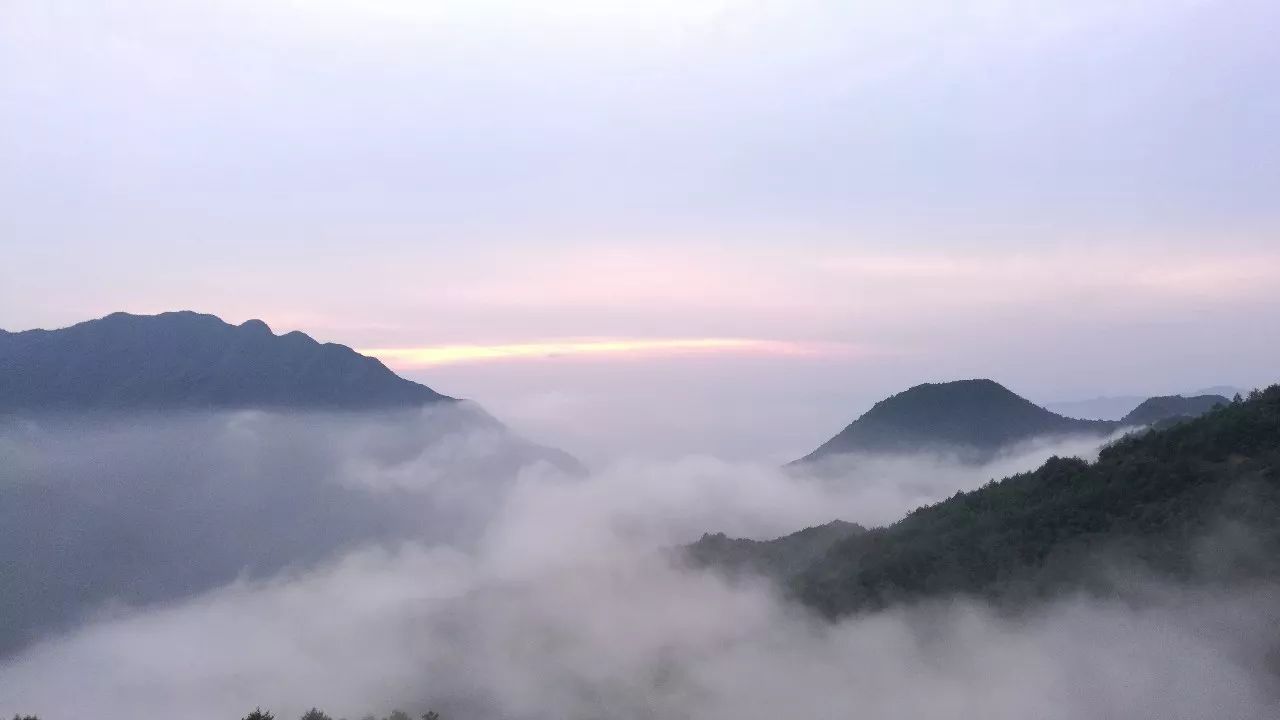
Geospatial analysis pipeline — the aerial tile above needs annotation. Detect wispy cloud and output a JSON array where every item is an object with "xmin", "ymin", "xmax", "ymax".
[{"xmin": 362, "ymin": 338, "xmax": 836, "ymax": 368}]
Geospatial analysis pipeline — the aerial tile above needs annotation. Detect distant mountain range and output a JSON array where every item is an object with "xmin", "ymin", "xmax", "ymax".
[
  {"xmin": 0, "ymin": 309, "xmax": 579, "ymax": 467},
  {"xmin": 0, "ymin": 311, "xmax": 1258, "ymax": 655},
  {"xmin": 1120, "ymin": 394, "xmax": 1230, "ymax": 427},
  {"xmin": 1043, "ymin": 395, "xmax": 1150, "ymax": 421},
  {"xmin": 794, "ymin": 379, "xmax": 1231, "ymax": 465},
  {"xmin": 0, "ymin": 311, "xmax": 451, "ymax": 412},
  {"xmin": 1046, "ymin": 386, "xmax": 1246, "ymax": 420},
  {"xmin": 0, "ymin": 311, "xmax": 579, "ymax": 657},
  {"xmin": 691, "ymin": 385, "xmax": 1280, "ymax": 617}
]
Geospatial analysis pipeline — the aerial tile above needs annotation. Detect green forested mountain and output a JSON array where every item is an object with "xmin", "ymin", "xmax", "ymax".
[
  {"xmin": 795, "ymin": 379, "xmax": 1117, "ymax": 464},
  {"xmin": 683, "ymin": 520, "xmax": 865, "ymax": 579},
  {"xmin": 1120, "ymin": 393, "xmax": 1230, "ymax": 426},
  {"xmin": 795, "ymin": 386, "xmax": 1280, "ymax": 617}
]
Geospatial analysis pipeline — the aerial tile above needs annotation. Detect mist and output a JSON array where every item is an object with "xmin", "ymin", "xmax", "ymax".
[
  {"xmin": 0, "ymin": 406, "xmax": 567, "ymax": 656},
  {"xmin": 3, "ymin": 410, "xmax": 1274, "ymax": 719}
]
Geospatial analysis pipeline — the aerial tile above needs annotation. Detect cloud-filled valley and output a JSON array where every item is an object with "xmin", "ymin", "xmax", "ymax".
[
  {"xmin": 3, "ymin": 408, "xmax": 1277, "ymax": 720},
  {"xmin": 5, "ymin": 0, "xmax": 1280, "ymax": 715}
]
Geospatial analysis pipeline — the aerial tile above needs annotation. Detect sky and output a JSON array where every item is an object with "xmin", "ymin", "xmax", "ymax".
[{"xmin": 2, "ymin": 0, "xmax": 1278, "ymax": 462}]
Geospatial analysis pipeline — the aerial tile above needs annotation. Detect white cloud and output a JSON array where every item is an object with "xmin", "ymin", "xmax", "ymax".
[{"xmin": 0, "ymin": 415, "xmax": 1274, "ymax": 720}]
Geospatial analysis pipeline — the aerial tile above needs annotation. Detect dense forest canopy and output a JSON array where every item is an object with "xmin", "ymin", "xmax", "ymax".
[
  {"xmin": 797, "ymin": 385, "xmax": 1280, "ymax": 616},
  {"xmin": 688, "ymin": 386, "xmax": 1280, "ymax": 618},
  {"xmin": 9, "ymin": 708, "xmax": 445, "ymax": 720},
  {"xmin": 684, "ymin": 519, "xmax": 865, "ymax": 579}
]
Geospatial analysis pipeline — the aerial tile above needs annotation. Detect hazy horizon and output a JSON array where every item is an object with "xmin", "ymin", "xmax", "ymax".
[
  {"xmin": 4, "ymin": 0, "xmax": 1279, "ymax": 464},
  {"xmin": 0, "ymin": 308, "xmax": 1264, "ymax": 464},
  {"xmin": 6, "ymin": 3, "xmax": 1280, "ymax": 718}
]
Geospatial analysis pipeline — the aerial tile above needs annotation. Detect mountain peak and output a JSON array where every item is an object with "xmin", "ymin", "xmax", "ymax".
[
  {"xmin": 0, "ymin": 310, "xmax": 453, "ymax": 412},
  {"xmin": 281, "ymin": 329, "xmax": 318, "ymax": 344},
  {"xmin": 239, "ymin": 318, "xmax": 272, "ymax": 335},
  {"xmin": 797, "ymin": 378, "xmax": 1117, "ymax": 463}
]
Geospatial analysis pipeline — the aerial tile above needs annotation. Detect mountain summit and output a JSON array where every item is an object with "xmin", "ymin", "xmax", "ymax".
[
  {"xmin": 1120, "ymin": 394, "xmax": 1229, "ymax": 427},
  {"xmin": 796, "ymin": 379, "xmax": 1117, "ymax": 463},
  {"xmin": 0, "ymin": 311, "xmax": 451, "ymax": 412}
]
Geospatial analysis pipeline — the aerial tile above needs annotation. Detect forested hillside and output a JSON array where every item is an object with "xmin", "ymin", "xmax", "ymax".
[
  {"xmin": 0, "ymin": 311, "xmax": 451, "ymax": 412},
  {"xmin": 795, "ymin": 386, "xmax": 1280, "ymax": 617},
  {"xmin": 683, "ymin": 520, "xmax": 864, "ymax": 579}
]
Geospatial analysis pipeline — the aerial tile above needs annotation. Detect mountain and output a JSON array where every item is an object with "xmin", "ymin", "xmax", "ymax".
[
  {"xmin": 0, "ymin": 311, "xmax": 582, "ymax": 657},
  {"xmin": 787, "ymin": 386, "xmax": 1280, "ymax": 617},
  {"xmin": 796, "ymin": 379, "xmax": 1117, "ymax": 464},
  {"xmin": 1120, "ymin": 394, "xmax": 1229, "ymax": 426},
  {"xmin": 0, "ymin": 311, "xmax": 451, "ymax": 412},
  {"xmin": 1191, "ymin": 385, "xmax": 1249, "ymax": 399},
  {"xmin": 1046, "ymin": 386, "xmax": 1246, "ymax": 421},
  {"xmin": 0, "ymin": 309, "xmax": 579, "ymax": 468},
  {"xmin": 683, "ymin": 520, "xmax": 865, "ymax": 580}
]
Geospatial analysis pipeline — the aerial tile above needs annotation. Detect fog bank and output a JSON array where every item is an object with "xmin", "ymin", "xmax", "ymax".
[{"xmin": 2, "ymin": 412, "xmax": 1274, "ymax": 719}]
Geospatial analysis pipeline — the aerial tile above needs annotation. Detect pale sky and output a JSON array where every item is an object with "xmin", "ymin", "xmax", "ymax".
[{"xmin": 2, "ymin": 0, "xmax": 1278, "ymax": 462}]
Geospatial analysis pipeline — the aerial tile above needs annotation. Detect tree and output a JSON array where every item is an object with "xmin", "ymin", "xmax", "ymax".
[
  {"xmin": 243, "ymin": 709, "xmax": 275, "ymax": 720},
  {"xmin": 422, "ymin": 713, "xmax": 441, "ymax": 720},
  {"xmin": 387, "ymin": 712, "xmax": 411, "ymax": 720},
  {"xmin": 795, "ymin": 385, "xmax": 1280, "ymax": 617},
  {"xmin": 301, "ymin": 709, "xmax": 334, "ymax": 720}
]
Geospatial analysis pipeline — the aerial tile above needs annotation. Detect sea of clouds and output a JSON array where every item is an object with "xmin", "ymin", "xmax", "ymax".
[{"xmin": 1, "ymin": 411, "xmax": 1275, "ymax": 719}]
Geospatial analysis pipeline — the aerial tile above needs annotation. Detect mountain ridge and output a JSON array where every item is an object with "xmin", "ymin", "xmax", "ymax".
[
  {"xmin": 1120, "ymin": 394, "xmax": 1229, "ymax": 427},
  {"xmin": 714, "ymin": 387, "xmax": 1279, "ymax": 618},
  {"xmin": 683, "ymin": 520, "xmax": 866, "ymax": 580},
  {"xmin": 0, "ymin": 311, "xmax": 453, "ymax": 412},
  {"xmin": 0, "ymin": 310, "xmax": 585, "ymax": 657},
  {"xmin": 685, "ymin": 388, "xmax": 1278, "ymax": 617}
]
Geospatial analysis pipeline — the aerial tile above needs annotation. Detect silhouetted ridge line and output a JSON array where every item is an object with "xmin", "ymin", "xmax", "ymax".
[
  {"xmin": 1120, "ymin": 394, "xmax": 1229, "ymax": 427},
  {"xmin": 796, "ymin": 379, "xmax": 1117, "ymax": 464},
  {"xmin": 0, "ymin": 310, "xmax": 453, "ymax": 412}
]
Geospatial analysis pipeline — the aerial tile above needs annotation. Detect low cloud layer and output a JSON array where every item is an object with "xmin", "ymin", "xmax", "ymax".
[
  {"xmin": 1, "ymin": 413, "xmax": 1275, "ymax": 719},
  {"xmin": 0, "ymin": 407, "xmax": 564, "ymax": 656}
]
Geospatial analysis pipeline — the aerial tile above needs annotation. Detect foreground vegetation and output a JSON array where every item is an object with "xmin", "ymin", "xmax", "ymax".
[
  {"xmin": 796, "ymin": 385, "xmax": 1280, "ymax": 616},
  {"xmin": 10, "ymin": 708, "xmax": 443, "ymax": 720}
]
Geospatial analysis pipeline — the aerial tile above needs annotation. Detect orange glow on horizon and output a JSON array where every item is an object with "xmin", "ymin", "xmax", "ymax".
[{"xmin": 361, "ymin": 337, "xmax": 827, "ymax": 368}]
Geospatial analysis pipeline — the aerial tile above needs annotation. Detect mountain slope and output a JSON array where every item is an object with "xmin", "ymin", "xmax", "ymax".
[
  {"xmin": 683, "ymin": 520, "xmax": 865, "ymax": 580},
  {"xmin": 1120, "ymin": 394, "xmax": 1229, "ymax": 426},
  {"xmin": 0, "ymin": 311, "xmax": 583, "ymax": 657},
  {"xmin": 0, "ymin": 311, "xmax": 451, "ymax": 412},
  {"xmin": 796, "ymin": 379, "xmax": 1117, "ymax": 464},
  {"xmin": 793, "ymin": 388, "xmax": 1279, "ymax": 617}
]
